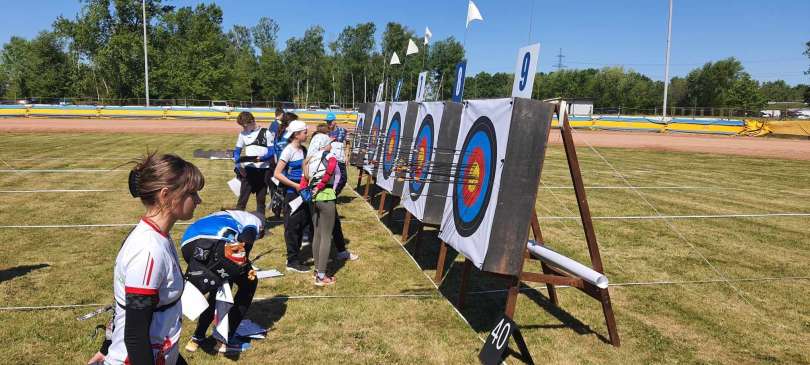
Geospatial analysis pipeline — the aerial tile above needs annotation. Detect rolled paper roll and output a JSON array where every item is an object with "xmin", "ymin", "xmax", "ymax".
[{"xmin": 526, "ymin": 240, "xmax": 609, "ymax": 289}]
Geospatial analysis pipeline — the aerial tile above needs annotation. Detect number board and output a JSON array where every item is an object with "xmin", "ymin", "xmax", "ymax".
[
  {"xmin": 478, "ymin": 315, "xmax": 533, "ymax": 365},
  {"xmin": 511, "ymin": 43, "xmax": 540, "ymax": 99},
  {"xmin": 394, "ymin": 79, "xmax": 403, "ymax": 101},
  {"xmin": 416, "ymin": 71, "xmax": 428, "ymax": 102},
  {"xmin": 451, "ymin": 60, "xmax": 467, "ymax": 102}
]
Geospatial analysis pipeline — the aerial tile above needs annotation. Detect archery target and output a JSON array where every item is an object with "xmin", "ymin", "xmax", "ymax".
[
  {"xmin": 363, "ymin": 102, "xmax": 386, "ymax": 173},
  {"xmin": 452, "ymin": 116, "xmax": 497, "ymax": 236},
  {"xmin": 376, "ymin": 102, "xmax": 408, "ymax": 193},
  {"xmin": 381, "ymin": 113, "xmax": 401, "ymax": 179},
  {"xmin": 439, "ymin": 98, "xmax": 512, "ymax": 270},
  {"xmin": 350, "ymin": 112, "xmax": 366, "ymax": 166},
  {"xmin": 408, "ymin": 115, "xmax": 433, "ymax": 198},
  {"xmin": 402, "ymin": 102, "xmax": 444, "ymax": 221}
]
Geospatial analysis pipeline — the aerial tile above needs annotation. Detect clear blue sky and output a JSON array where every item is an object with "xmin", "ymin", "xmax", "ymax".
[{"xmin": 2, "ymin": 0, "xmax": 809, "ymax": 85}]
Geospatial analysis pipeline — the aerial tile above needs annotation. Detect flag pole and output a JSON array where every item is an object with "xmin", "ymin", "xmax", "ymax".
[
  {"xmin": 662, "ymin": 0, "xmax": 673, "ymax": 122},
  {"xmin": 141, "ymin": 0, "xmax": 150, "ymax": 107}
]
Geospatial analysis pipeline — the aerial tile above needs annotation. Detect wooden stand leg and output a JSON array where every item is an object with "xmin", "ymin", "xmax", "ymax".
[
  {"xmin": 356, "ymin": 169, "xmax": 364, "ymax": 191},
  {"xmin": 377, "ymin": 191, "xmax": 387, "ymax": 216},
  {"xmin": 599, "ymin": 289, "xmax": 621, "ymax": 347},
  {"xmin": 401, "ymin": 211, "xmax": 412, "ymax": 242},
  {"xmin": 363, "ymin": 173, "xmax": 371, "ymax": 200},
  {"xmin": 412, "ymin": 223, "xmax": 422, "ymax": 257},
  {"xmin": 434, "ymin": 241, "xmax": 448, "ymax": 283},
  {"xmin": 458, "ymin": 259, "xmax": 472, "ymax": 309},
  {"xmin": 505, "ymin": 276, "xmax": 520, "ymax": 319}
]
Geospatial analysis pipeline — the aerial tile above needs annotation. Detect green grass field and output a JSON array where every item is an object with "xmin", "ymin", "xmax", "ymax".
[{"xmin": 1, "ymin": 131, "xmax": 808, "ymax": 364}]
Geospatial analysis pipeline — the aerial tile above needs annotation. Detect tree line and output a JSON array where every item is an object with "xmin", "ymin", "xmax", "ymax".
[{"xmin": 1, "ymin": 0, "xmax": 808, "ymax": 111}]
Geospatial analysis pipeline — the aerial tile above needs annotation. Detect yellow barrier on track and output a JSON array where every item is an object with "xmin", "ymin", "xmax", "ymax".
[
  {"xmin": 5, "ymin": 104, "xmax": 806, "ymax": 137},
  {"xmin": 765, "ymin": 120, "xmax": 810, "ymax": 137}
]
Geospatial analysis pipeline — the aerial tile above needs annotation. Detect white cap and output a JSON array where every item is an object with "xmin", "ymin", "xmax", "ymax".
[{"xmin": 283, "ymin": 120, "xmax": 307, "ymax": 140}]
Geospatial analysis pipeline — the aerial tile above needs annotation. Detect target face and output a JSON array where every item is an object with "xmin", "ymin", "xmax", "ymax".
[
  {"xmin": 367, "ymin": 110, "xmax": 382, "ymax": 162},
  {"xmin": 381, "ymin": 112, "xmax": 402, "ymax": 179},
  {"xmin": 452, "ymin": 116, "xmax": 497, "ymax": 237},
  {"xmin": 408, "ymin": 114, "xmax": 434, "ymax": 201}
]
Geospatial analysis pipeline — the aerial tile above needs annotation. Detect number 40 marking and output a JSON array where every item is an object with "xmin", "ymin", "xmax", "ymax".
[{"xmin": 490, "ymin": 318, "xmax": 512, "ymax": 350}]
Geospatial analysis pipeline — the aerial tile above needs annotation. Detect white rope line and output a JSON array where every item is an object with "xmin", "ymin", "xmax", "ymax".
[
  {"xmin": 4, "ymin": 276, "xmax": 807, "ymax": 312},
  {"xmin": 3, "ymin": 212, "xmax": 807, "ymax": 229},
  {"xmin": 0, "ymin": 222, "xmax": 191, "ymax": 229},
  {"xmin": 570, "ymin": 127, "xmax": 758, "ymax": 309},
  {"xmin": 0, "ymin": 189, "xmax": 115, "ymax": 193},
  {"xmin": 541, "ymin": 185, "xmax": 743, "ymax": 190},
  {"xmin": 536, "ymin": 212, "xmax": 810, "ymax": 220},
  {"xmin": 0, "ymin": 303, "xmax": 105, "ymax": 311},
  {"xmin": 468, "ymin": 275, "xmax": 810, "ymax": 295},
  {"xmin": 0, "ymin": 169, "xmax": 235, "ymax": 173},
  {"xmin": 348, "ymin": 187, "xmax": 490, "ymax": 345}
]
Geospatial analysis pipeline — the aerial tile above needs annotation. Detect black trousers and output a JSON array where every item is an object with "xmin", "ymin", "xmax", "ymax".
[
  {"xmin": 193, "ymin": 272, "xmax": 258, "ymax": 341},
  {"xmin": 283, "ymin": 191, "xmax": 311, "ymax": 265},
  {"xmin": 333, "ymin": 210, "xmax": 346, "ymax": 252},
  {"xmin": 236, "ymin": 167, "xmax": 268, "ymax": 216}
]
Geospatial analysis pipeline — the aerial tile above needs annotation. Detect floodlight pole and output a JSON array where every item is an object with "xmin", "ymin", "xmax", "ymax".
[
  {"xmin": 661, "ymin": 0, "xmax": 673, "ymax": 122},
  {"xmin": 142, "ymin": 0, "xmax": 151, "ymax": 107}
]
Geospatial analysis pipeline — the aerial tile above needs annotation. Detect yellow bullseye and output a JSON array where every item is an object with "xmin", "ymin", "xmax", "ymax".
[{"xmin": 466, "ymin": 161, "xmax": 481, "ymax": 192}]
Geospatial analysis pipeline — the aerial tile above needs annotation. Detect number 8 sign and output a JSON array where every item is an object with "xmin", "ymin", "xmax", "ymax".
[{"xmin": 511, "ymin": 43, "xmax": 540, "ymax": 99}]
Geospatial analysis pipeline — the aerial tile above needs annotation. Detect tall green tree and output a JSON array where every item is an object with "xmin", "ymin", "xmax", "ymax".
[
  {"xmin": 726, "ymin": 73, "xmax": 766, "ymax": 112},
  {"xmin": 284, "ymin": 26, "xmax": 326, "ymax": 104},
  {"xmin": 331, "ymin": 22, "xmax": 376, "ymax": 104},
  {"xmin": 1, "ymin": 32, "xmax": 70, "ymax": 99},
  {"xmin": 426, "ymin": 37, "xmax": 464, "ymax": 100},
  {"xmin": 684, "ymin": 58, "xmax": 744, "ymax": 107},
  {"xmin": 252, "ymin": 17, "xmax": 286, "ymax": 102},
  {"xmin": 804, "ymin": 40, "xmax": 810, "ymax": 75}
]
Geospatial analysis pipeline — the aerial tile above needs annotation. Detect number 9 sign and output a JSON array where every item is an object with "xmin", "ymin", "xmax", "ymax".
[{"xmin": 511, "ymin": 43, "xmax": 540, "ymax": 99}]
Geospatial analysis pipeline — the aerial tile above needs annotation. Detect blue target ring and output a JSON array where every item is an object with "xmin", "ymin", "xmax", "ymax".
[
  {"xmin": 453, "ymin": 116, "xmax": 497, "ymax": 237},
  {"xmin": 367, "ymin": 110, "xmax": 382, "ymax": 162},
  {"xmin": 382, "ymin": 112, "xmax": 401, "ymax": 179},
  {"xmin": 408, "ymin": 115, "xmax": 434, "ymax": 201}
]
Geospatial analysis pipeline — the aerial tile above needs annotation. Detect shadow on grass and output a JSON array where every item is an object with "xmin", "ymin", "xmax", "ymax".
[
  {"xmin": 436, "ymin": 261, "xmax": 610, "ymax": 344},
  {"xmin": 336, "ymin": 195, "xmax": 356, "ymax": 204},
  {"xmin": 0, "ymin": 263, "xmax": 49, "ymax": 284}
]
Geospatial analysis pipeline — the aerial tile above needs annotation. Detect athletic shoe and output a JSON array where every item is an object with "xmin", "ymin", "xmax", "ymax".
[
  {"xmin": 215, "ymin": 340, "xmax": 252, "ymax": 353},
  {"xmin": 286, "ymin": 262, "xmax": 310, "ymax": 273},
  {"xmin": 185, "ymin": 338, "xmax": 201, "ymax": 352},
  {"xmin": 314, "ymin": 275, "xmax": 336, "ymax": 287},
  {"xmin": 301, "ymin": 240, "xmax": 311, "ymax": 248},
  {"xmin": 336, "ymin": 250, "xmax": 359, "ymax": 261}
]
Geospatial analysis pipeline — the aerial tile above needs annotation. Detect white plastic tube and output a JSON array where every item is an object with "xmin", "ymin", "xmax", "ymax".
[{"xmin": 526, "ymin": 240, "xmax": 609, "ymax": 289}]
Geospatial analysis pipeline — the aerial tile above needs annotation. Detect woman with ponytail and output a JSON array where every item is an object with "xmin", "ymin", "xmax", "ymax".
[{"xmin": 89, "ymin": 153, "xmax": 204, "ymax": 365}]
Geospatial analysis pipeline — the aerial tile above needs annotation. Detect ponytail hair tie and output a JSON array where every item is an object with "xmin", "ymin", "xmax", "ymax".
[{"xmin": 128, "ymin": 170, "xmax": 140, "ymax": 198}]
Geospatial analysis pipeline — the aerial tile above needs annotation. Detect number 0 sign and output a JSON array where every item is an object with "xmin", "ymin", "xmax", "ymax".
[
  {"xmin": 511, "ymin": 43, "xmax": 540, "ymax": 99},
  {"xmin": 451, "ymin": 60, "xmax": 467, "ymax": 102}
]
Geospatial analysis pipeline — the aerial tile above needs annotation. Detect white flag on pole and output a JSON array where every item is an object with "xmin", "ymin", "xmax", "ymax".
[
  {"xmin": 466, "ymin": 0, "xmax": 484, "ymax": 28},
  {"xmin": 406, "ymin": 39, "xmax": 419, "ymax": 56},
  {"xmin": 389, "ymin": 52, "xmax": 401, "ymax": 65},
  {"xmin": 424, "ymin": 27, "xmax": 432, "ymax": 45}
]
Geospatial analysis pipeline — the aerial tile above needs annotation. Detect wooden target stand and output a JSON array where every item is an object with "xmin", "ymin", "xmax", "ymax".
[{"xmin": 432, "ymin": 102, "xmax": 621, "ymax": 347}]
